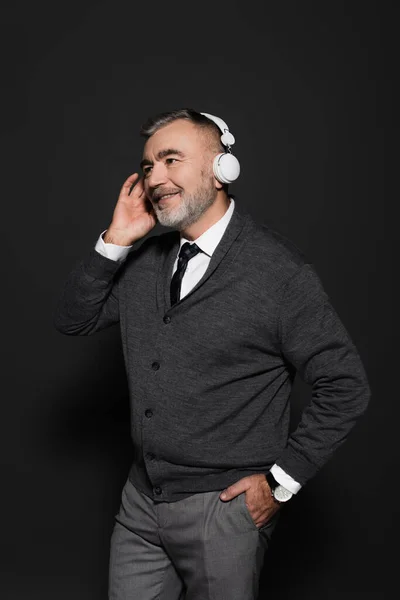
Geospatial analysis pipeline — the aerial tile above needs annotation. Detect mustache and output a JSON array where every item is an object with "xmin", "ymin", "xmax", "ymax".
[{"xmin": 152, "ymin": 189, "xmax": 181, "ymax": 202}]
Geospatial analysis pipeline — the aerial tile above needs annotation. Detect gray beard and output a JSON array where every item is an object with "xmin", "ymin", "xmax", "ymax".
[{"xmin": 153, "ymin": 176, "xmax": 218, "ymax": 231}]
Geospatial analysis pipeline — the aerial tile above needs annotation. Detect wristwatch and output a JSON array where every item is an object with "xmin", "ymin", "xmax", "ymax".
[{"xmin": 265, "ymin": 471, "xmax": 293, "ymax": 503}]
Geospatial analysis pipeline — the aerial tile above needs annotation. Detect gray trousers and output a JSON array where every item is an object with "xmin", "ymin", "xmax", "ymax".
[{"xmin": 108, "ymin": 477, "xmax": 280, "ymax": 600}]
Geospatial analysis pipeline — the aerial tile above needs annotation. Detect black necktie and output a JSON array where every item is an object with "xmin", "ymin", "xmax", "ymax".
[{"xmin": 170, "ymin": 242, "xmax": 202, "ymax": 306}]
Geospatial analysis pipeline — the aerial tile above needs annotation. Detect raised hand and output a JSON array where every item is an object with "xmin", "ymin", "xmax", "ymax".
[{"xmin": 103, "ymin": 173, "xmax": 158, "ymax": 245}]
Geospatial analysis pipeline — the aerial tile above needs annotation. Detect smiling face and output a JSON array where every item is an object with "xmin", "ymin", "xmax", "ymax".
[{"xmin": 141, "ymin": 119, "xmax": 223, "ymax": 230}]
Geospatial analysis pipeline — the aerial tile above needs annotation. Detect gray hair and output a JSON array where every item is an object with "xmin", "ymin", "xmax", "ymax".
[{"xmin": 140, "ymin": 108, "xmax": 227, "ymax": 153}]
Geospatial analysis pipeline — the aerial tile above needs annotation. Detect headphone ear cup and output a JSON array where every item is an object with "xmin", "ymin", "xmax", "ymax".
[{"xmin": 213, "ymin": 153, "xmax": 241, "ymax": 184}]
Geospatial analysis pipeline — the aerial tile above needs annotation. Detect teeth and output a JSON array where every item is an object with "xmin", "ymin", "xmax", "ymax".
[{"xmin": 161, "ymin": 193, "xmax": 177, "ymax": 199}]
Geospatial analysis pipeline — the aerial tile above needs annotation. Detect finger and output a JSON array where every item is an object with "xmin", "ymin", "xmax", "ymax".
[
  {"xmin": 132, "ymin": 176, "xmax": 146, "ymax": 197},
  {"xmin": 119, "ymin": 173, "xmax": 140, "ymax": 197},
  {"xmin": 128, "ymin": 176, "xmax": 147, "ymax": 199},
  {"xmin": 220, "ymin": 475, "xmax": 254, "ymax": 500},
  {"xmin": 220, "ymin": 483, "xmax": 246, "ymax": 501}
]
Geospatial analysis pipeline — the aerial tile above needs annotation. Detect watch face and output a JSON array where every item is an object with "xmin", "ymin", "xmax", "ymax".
[{"xmin": 274, "ymin": 486, "xmax": 293, "ymax": 502}]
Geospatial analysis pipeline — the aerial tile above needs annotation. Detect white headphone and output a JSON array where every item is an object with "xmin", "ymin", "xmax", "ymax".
[{"xmin": 200, "ymin": 112, "xmax": 241, "ymax": 184}]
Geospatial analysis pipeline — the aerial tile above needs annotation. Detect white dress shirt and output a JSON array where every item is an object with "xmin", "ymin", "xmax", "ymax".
[{"xmin": 95, "ymin": 196, "xmax": 301, "ymax": 495}]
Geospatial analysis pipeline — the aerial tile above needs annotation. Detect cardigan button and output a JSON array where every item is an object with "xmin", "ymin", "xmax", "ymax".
[
  {"xmin": 154, "ymin": 486, "xmax": 162, "ymax": 495},
  {"xmin": 163, "ymin": 315, "xmax": 171, "ymax": 324},
  {"xmin": 151, "ymin": 361, "xmax": 160, "ymax": 370},
  {"xmin": 145, "ymin": 409, "xmax": 153, "ymax": 418}
]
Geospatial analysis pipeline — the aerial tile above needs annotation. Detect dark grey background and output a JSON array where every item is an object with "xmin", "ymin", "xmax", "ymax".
[{"xmin": 1, "ymin": 1, "xmax": 393, "ymax": 598}]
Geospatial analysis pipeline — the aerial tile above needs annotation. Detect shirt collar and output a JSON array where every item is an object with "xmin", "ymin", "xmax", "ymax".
[{"xmin": 179, "ymin": 196, "xmax": 235, "ymax": 257}]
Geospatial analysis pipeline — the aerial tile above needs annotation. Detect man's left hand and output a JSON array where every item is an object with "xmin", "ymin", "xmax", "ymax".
[{"xmin": 219, "ymin": 474, "xmax": 281, "ymax": 529}]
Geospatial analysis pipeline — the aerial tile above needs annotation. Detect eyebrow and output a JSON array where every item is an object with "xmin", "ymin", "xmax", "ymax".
[{"xmin": 140, "ymin": 148, "xmax": 185, "ymax": 170}]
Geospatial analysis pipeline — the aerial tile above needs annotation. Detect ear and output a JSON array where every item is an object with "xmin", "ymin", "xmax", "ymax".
[
  {"xmin": 213, "ymin": 176, "xmax": 224, "ymax": 190},
  {"xmin": 211, "ymin": 156, "xmax": 224, "ymax": 190}
]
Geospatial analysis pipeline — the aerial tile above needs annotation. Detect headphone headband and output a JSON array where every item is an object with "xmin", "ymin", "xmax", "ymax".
[
  {"xmin": 200, "ymin": 112, "xmax": 236, "ymax": 147},
  {"xmin": 199, "ymin": 111, "xmax": 240, "ymax": 184}
]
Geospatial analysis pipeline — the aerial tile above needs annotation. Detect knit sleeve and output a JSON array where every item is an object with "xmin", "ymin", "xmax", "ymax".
[
  {"xmin": 53, "ymin": 248, "xmax": 123, "ymax": 336},
  {"xmin": 276, "ymin": 263, "xmax": 371, "ymax": 485}
]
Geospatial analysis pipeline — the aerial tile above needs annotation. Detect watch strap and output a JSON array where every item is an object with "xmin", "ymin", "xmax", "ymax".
[{"xmin": 265, "ymin": 471, "xmax": 279, "ymax": 491}]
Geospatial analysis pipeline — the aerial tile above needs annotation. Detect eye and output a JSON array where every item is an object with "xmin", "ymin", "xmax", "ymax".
[
  {"xmin": 143, "ymin": 166, "xmax": 152, "ymax": 177},
  {"xmin": 166, "ymin": 158, "xmax": 178, "ymax": 165}
]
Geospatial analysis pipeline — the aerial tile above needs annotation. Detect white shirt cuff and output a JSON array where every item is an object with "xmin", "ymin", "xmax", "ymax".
[
  {"xmin": 270, "ymin": 464, "xmax": 302, "ymax": 494},
  {"xmin": 95, "ymin": 230, "xmax": 133, "ymax": 262}
]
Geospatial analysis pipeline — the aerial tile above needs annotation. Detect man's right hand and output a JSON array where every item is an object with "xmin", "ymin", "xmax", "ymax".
[{"xmin": 103, "ymin": 173, "xmax": 157, "ymax": 245}]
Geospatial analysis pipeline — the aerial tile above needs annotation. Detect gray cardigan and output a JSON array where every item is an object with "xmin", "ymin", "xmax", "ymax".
[{"xmin": 54, "ymin": 202, "xmax": 371, "ymax": 502}]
